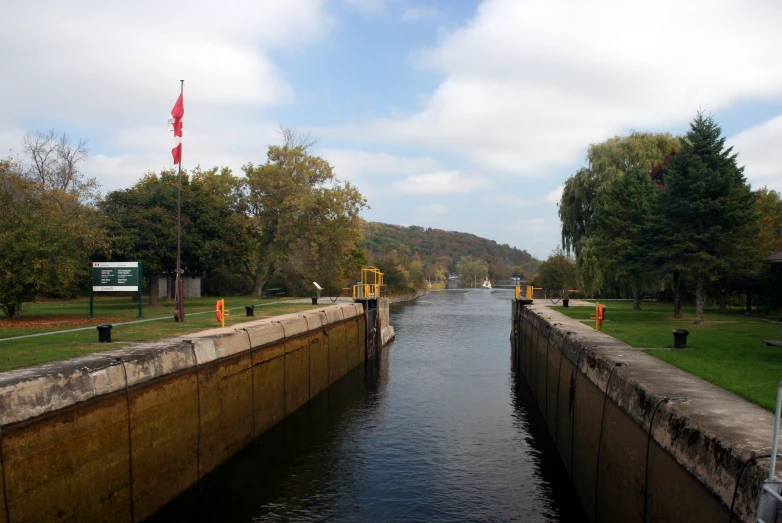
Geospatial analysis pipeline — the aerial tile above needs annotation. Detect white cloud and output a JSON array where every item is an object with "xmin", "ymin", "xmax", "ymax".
[
  {"xmin": 507, "ymin": 218, "xmax": 559, "ymax": 233},
  {"xmin": 343, "ymin": 0, "xmax": 399, "ymax": 16},
  {"xmin": 0, "ymin": 0, "xmax": 334, "ymax": 190},
  {"xmin": 391, "ymin": 170, "xmax": 485, "ymax": 195},
  {"xmin": 0, "ymin": 2, "xmax": 332, "ymax": 122},
  {"xmin": 401, "ymin": 7, "xmax": 441, "ymax": 22},
  {"xmin": 417, "ymin": 203, "xmax": 449, "ymax": 215},
  {"xmin": 319, "ymin": 149, "xmax": 442, "ymax": 181},
  {"xmin": 546, "ymin": 185, "xmax": 563, "ymax": 204},
  {"xmin": 331, "ymin": 0, "xmax": 782, "ymax": 177},
  {"xmin": 481, "ymin": 193, "xmax": 530, "ymax": 209},
  {"xmin": 729, "ymin": 115, "xmax": 782, "ymax": 191}
]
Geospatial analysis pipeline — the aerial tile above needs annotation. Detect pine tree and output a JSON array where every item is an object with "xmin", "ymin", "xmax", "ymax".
[
  {"xmin": 594, "ymin": 165, "xmax": 659, "ymax": 310},
  {"xmin": 657, "ymin": 112, "xmax": 758, "ymax": 324}
]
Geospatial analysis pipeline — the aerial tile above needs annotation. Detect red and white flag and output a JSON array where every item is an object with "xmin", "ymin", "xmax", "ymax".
[{"xmin": 169, "ymin": 93, "xmax": 184, "ymax": 165}]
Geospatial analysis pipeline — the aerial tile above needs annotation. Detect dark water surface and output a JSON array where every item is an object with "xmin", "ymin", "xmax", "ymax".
[{"xmin": 148, "ymin": 289, "xmax": 587, "ymax": 522}]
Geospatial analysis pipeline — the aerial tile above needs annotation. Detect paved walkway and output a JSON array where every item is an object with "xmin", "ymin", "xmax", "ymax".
[{"xmin": 535, "ymin": 298, "xmax": 594, "ymax": 307}]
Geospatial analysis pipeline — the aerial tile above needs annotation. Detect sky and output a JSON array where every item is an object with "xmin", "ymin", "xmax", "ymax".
[{"xmin": 2, "ymin": 0, "xmax": 782, "ymax": 260}]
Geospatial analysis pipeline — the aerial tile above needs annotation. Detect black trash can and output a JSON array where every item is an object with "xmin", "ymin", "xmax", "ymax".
[
  {"xmin": 312, "ymin": 297, "xmax": 318, "ymax": 305},
  {"xmin": 97, "ymin": 324, "xmax": 113, "ymax": 343},
  {"xmin": 672, "ymin": 329, "xmax": 689, "ymax": 349},
  {"xmin": 562, "ymin": 299, "xmax": 569, "ymax": 307},
  {"xmin": 245, "ymin": 305, "xmax": 255, "ymax": 317}
]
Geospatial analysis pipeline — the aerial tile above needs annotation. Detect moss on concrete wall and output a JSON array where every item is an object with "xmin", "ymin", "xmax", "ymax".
[
  {"xmin": 511, "ymin": 299, "xmax": 775, "ymax": 523},
  {"xmin": 0, "ymin": 302, "xmax": 372, "ymax": 523}
]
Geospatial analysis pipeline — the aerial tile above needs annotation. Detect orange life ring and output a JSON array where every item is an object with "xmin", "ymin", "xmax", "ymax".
[{"xmin": 216, "ymin": 300, "xmax": 224, "ymax": 323}]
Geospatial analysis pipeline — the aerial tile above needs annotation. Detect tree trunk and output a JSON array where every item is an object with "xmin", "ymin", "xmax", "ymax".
[
  {"xmin": 695, "ymin": 276, "xmax": 705, "ymax": 325},
  {"xmin": 253, "ymin": 274, "xmax": 265, "ymax": 296},
  {"xmin": 148, "ymin": 276, "xmax": 159, "ymax": 306},
  {"xmin": 7, "ymin": 303, "xmax": 21, "ymax": 320},
  {"xmin": 746, "ymin": 292, "xmax": 752, "ymax": 312},
  {"xmin": 252, "ymin": 270, "xmax": 269, "ymax": 297},
  {"xmin": 718, "ymin": 278, "xmax": 727, "ymax": 314},
  {"xmin": 673, "ymin": 271, "xmax": 682, "ymax": 319},
  {"xmin": 632, "ymin": 276, "xmax": 641, "ymax": 311},
  {"xmin": 251, "ymin": 262, "xmax": 275, "ymax": 297}
]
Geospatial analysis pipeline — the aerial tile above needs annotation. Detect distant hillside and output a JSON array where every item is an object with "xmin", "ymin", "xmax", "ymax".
[{"xmin": 361, "ymin": 221, "xmax": 539, "ymax": 279}]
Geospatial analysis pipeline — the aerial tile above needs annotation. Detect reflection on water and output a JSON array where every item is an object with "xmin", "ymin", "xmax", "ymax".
[{"xmin": 147, "ymin": 290, "xmax": 587, "ymax": 522}]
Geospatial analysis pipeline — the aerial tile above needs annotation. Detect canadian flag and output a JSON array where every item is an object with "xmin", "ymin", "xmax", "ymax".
[{"xmin": 169, "ymin": 93, "xmax": 184, "ymax": 165}]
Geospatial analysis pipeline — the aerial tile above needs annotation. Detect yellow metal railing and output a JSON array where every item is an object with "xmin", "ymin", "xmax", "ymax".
[{"xmin": 352, "ymin": 266, "xmax": 385, "ymax": 299}]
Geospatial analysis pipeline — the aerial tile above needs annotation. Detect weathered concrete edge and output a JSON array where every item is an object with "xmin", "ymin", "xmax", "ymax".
[
  {"xmin": 525, "ymin": 303, "xmax": 773, "ymax": 523},
  {"xmin": 0, "ymin": 302, "xmax": 365, "ymax": 427}
]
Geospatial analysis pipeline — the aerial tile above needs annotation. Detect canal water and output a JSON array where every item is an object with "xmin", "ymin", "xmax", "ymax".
[{"xmin": 148, "ymin": 289, "xmax": 587, "ymax": 522}]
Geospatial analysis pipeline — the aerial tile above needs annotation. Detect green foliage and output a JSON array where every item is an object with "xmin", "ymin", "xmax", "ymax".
[
  {"xmin": 372, "ymin": 251, "xmax": 424, "ymax": 295},
  {"xmin": 750, "ymin": 188, "xmax": 782, "ymax": 310},
  {"xmin": 560, "ymin": 132, "xmax": 680, "ymax": 257},
  {"xmin": 456, "ymin": 255, "xmax": 489, "ymax": 286},
  {"xmin": 559, "ymin": 131, "xmax": 680, "ymax": 294},
  {"xmin": 100, "ymin": 167, "xmax": 249, "ymax": 303},
  {"xmin": 593, "ymin": 165, "xmax": 659, "ymax": 308},
  {"xmin": 0, "ymin": 139, "xmax": 102, "ymax": 319},
  {"xmin": 241, "ymin": 130, "xmax": 367, "ymax": 296},
  {"xmin": 533, "ymin": 249, "xmax": 576, "ymax": 296},
  {"xmin": 656, "ymin": 112, "xmax": 759, "ymax": 322},
  {"xmin": 362, "ymin": 222, "xmax": 538, "ymax": 279}
]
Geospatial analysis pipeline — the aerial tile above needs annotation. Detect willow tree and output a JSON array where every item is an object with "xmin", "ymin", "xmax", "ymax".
[{"xmin": 559, "ymin": 131, "xmax": 680, "ymax": 296}]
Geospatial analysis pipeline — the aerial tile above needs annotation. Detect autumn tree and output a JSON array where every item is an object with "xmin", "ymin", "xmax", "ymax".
[
  {"xmin": 0, "ymin": 132, "xmax": 102, "ymax": 319},
  {"xmin": 241, "ymin": 128, "xmax": 367, "ymax": 296},
  {"xmin": 286, "ymin": 180, "xmax": 368, "ymax": 293},
  {"xmin": 456, "ymin": 255, "xmax": 489, "ymax": 286}
]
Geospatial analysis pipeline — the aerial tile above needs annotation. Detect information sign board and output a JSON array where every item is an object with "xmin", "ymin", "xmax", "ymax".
[
  {"xmin": 92, "ymin": 262, "xmax": 140, "ymax": 292},
  {"xmin": 89, "ymin": 262, "xmax": 143, "ymax": 319}
]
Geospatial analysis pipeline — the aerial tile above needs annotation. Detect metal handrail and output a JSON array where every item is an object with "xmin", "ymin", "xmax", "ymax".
[
  {"xmin": 769, "ymin": 381, "xmax": 782, "ymax": 480},
  {"xmin": 755, "ymin": 381, "xmax": 782, "ymax": 522}
]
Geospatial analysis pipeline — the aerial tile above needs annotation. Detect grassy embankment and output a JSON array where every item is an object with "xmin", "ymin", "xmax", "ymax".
[
  {"xmin": 0, "ymin": 296, "xmax": 320, "ymax": 372},
  {"xmin": 554, "ymin": 301, "xmax": 782, "ymax": 411}
]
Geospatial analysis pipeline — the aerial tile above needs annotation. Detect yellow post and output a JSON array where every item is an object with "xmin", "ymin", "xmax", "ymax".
[
  {"xmin": 526, "ymin": 285, "xmax": 533, "ymax": 299},
  {"xmin": 221, "ymin": 298, "xmax": 225, "ymax": 328},
  {"xmin": 515, "ymin": 285, "xmax": 521, "ymax": 300},
  {"xmin": 595, "ymin": 302, "xmax": 599, "ymax": 331}
]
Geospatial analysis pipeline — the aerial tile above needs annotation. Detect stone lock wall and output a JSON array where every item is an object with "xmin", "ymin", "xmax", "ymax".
[
  {"xmin": 511, "ymin": 299, "xmax": 778, "ymax": 523},
  {"xmin": 0, "ymin": 302, "xmax": 381, "ymax": 523}
]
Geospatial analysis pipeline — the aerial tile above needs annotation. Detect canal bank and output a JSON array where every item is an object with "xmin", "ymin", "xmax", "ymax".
[
  {"xmin": 0, "ymin": 300, "xmax": 391, "ymax": 523},
  {"xmin": 150, "ymin": 289, "xmax": 588, "ymax": 522},
  {"xmin": 511, "ymin": 298, "xmax": 776, "ymax": 523}
]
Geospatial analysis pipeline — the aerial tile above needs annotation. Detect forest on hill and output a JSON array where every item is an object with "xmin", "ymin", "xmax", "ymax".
[{"xmin": 362, "ymin": 222, "xmax": 539, "ymax": 284}]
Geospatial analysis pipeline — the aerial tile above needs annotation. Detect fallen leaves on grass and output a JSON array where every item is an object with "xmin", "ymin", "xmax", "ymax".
[{"xmin": 0, "ymin": 316, "xmax": 126, "ymax": 329}]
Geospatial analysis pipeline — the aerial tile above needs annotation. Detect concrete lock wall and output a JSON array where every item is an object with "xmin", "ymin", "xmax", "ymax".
[
  {"xmin": 510, "ymin": 299, "xmax": 778, "ymax": 523},
  {"xmin": 0, "ymin": 300, "xmax": 390, "ymax": 523}
]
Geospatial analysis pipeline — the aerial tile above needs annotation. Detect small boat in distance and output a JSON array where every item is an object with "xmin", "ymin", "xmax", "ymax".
[{"xmin": 481, "ymin": 277, "xmax": 492, "ymax": 289}]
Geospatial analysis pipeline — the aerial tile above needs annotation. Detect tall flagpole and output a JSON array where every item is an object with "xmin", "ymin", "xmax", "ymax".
[{"xmin": 175, "ymin": 79, "xmax": 185, "ymax": 322}]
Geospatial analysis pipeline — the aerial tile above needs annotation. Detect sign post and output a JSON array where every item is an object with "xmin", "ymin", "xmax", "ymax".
[{"xmin": 91, "ymin": 262, "xmax": 143, "ymax": 318}]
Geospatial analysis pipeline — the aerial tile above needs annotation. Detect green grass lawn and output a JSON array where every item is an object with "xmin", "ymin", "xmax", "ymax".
[
  {"xmin": 0, "ymin": 296, "xmax": 321, "ymax": 372},
  {"xmin": 554, "ymin": 300, "xmax": 782, "ymax": 411}
]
